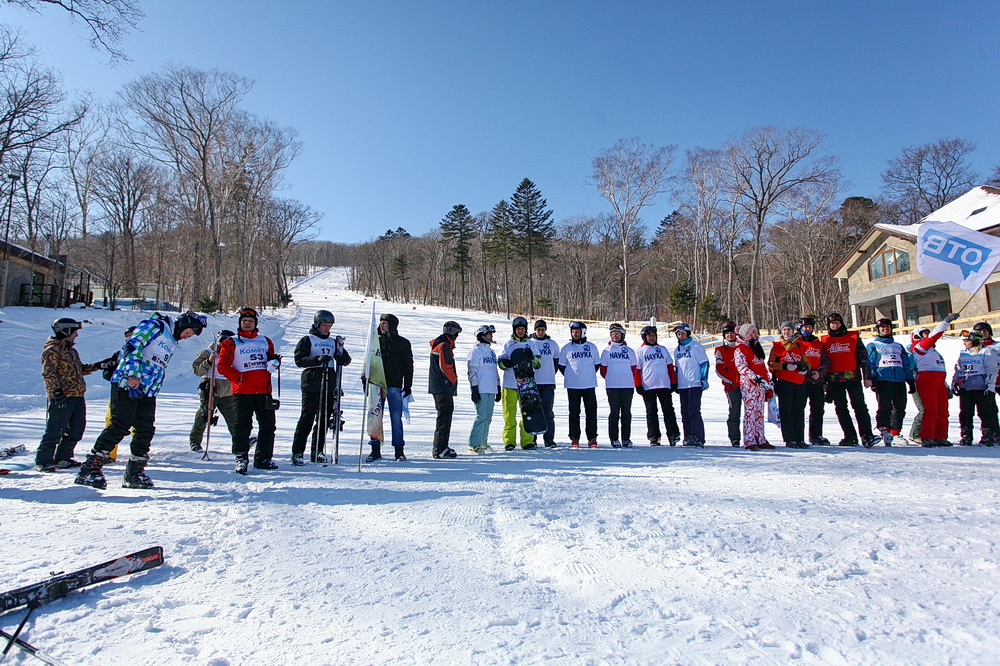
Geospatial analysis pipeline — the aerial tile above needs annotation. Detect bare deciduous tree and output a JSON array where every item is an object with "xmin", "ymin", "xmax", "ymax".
[
  {"xmin": 4, "ymin": 0, "xmax": 144, "ymax": 63},
  {"xmin": 880, "ymin": 137, "xmax": 979, "ymax": 224},
  {"xmin": 592, "ymin": 137, "xmax": 676, "ymax": 322}
]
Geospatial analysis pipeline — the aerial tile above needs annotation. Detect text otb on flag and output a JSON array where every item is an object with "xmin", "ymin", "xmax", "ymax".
[{"xmin": 917, "ymin": 221, "xmax": 1000, "ymax": 294}]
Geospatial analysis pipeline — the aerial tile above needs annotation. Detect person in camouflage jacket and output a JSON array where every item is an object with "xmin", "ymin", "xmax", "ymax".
[{"xmin": 35, "ymin": 318, "xmax": 113, "ymax": 471}]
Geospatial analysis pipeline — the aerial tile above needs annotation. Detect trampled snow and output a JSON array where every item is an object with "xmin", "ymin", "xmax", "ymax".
[{"xmin": 1, "ymin": 268, "xmax": 998, "ymax": 665}]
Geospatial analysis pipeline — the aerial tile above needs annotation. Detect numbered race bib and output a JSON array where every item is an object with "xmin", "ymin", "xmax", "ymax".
[
  {"xmin": 140, "ymin": 333, "xmax": 177, "ymax": 370},
  {"xmin": 309, "ymin": 334, "xmax": 336, "ymax": 361},
  {"xmin": 874, "ymin": 342, "xmax": 902, "ymax": 368},
  {"xmin": 232, "ymin": 336, "xmax": 270, "ymax": 372}
]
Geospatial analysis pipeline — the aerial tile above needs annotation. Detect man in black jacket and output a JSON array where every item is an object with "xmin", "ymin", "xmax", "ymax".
[
  {"xmin": 366, "ymin": 313, "xmax": 414, "ymax": 462},
  {"xmin": 291, "ymin": 310, "xmax": 351, "ymax": 465}
]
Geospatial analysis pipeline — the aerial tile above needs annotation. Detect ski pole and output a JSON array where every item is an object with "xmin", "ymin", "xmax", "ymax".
[
  {"xmin": 333, "ymin": 358, "xmax": 343, "ymax": 465},
  {"xmin": 0, "ymin": 626, "xmax": 67, "ymax": 666},
  {"xmin": 202, "ymin": 332, "xmax": 221, "ymax": 461}
]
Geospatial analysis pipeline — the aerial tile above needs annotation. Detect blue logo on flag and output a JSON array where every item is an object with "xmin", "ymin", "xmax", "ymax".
[{"xmin": 922, "ymin": 229, "xmax": 993, "ymax": 279}]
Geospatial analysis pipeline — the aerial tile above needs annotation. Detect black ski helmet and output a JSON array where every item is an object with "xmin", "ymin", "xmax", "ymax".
[
  {"xmin": 51, "ymin": 317, "xmax": 81, "ymax": 340},
  {"xmin": 174, "ymin": 311, "xmax": 205, "ymax": 338},
  {"xmin": 609, "ymin": 323, "xmax": 626, "ymax": 340},
  {"xmin": 533, "ymin": 319, "xmax": 547, "ymax": 331},
  {"xmin": 673, "ymin": 322, "xmax": 692, "ymax": 336},
  {"xmin": 826, "ymin": 312, "xmax": 844, "ymax": 326},
  {"xmin": 721, "ymin": 320, "xmax": 737, "ymax": 334},
  {"xmin": 238, "ymin": 307, "xmax": 259, "ymax": 330},
  {"xmin": 313, "ymin": 310, "xmax": 335, "ymax": 327},
  {"xmin": 974, "ymin": 322, "xmax": 993, "ymax": 338},
  {"xmin": 875, "ymin": 317, "xmax": 893, "ymax": 333},
  {"xmin": 640, "ymin": 325, "xmax": 658, "ymax": 343},
  {"xmin": 124, "ymin": 325, "xmax": 136, "ymax": 338},
  {"xmin": 219, "ymin": 329, "xmax": 235, "ymax": 340},
  {"xmin": 443, "ymin": 320, "xmax": 462, "ymax": 336},
  {"xmin": 798, "ymin": 316, "xmax": 816, "ymax": 328},
  {"xmin": 512, "ymin": 316, "xmax": 528, "ymax": 334},
  {"xmin": 475, "ymin": 324, "xmax": 496, "ymax": 342}
]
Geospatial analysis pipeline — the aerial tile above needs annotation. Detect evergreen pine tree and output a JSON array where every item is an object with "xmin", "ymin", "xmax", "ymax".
[
  {"xmin": 439, "ymin": 204, "xmax": 476, "ymax": 310},
  {"xmin": 482, "ymin": 199, "xmax": 516, "ymax": 317},
  {"xmin": 509, "ymin": 178, "xmax": 555, "ymax": 314}
]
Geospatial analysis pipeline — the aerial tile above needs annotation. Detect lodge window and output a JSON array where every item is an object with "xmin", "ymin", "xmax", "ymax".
[
  {"xmin": 868, "ymin": 247, "xmax": 910, "ymax": 280},
  {"xmin": 987, "ymin": 282, "xmax": 1000, "ymax": 311}
]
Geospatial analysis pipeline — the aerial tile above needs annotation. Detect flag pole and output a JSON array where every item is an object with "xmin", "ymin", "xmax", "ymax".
[{"xmin": 358, "ymin": 299, "xmax": 377, "ymax": 472}]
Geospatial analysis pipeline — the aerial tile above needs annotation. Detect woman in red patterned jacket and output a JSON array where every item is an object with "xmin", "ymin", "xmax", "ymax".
[{"xmin": 733, "ymin": 324, "xmax": 775, "ymax": 451}]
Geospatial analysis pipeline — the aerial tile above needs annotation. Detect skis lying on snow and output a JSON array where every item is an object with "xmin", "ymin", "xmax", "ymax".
[
  {"xmin": 0, "ymin": 445, "xmax": 26, "ymax": 460},
  {"xmin": 1, "ymin": 546, "xmax": 164, "ymax": 662},
  {"xmin": 0, "ymin": 628, "xmax": 67, "ymax": 665}
]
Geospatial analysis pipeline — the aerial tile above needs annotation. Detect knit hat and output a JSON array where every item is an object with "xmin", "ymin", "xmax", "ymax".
[{"xmin": 736, "ymin": 324, "xmax": 758, "ymax": 340}]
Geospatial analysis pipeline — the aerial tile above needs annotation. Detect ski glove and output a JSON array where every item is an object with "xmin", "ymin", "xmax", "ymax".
[
  {"xmin": 334, "ymin": 336, "xmax": 346, "ymax": 358},
  {"xmin": 636, "ymin": 385, "xmax": 645, "ymax": 396},
  {"xmin": 495, "ymin": 390, "xmax": 502, "ymax": 403},
  {"xmin": 701, "ymin": 378, "xmax": 709, "ymax": 391},
  {"xmin": 267, "ymin": 359, "xmax": 281, "ymax": 374},
  {"xmin": 315, "ymin": 355, "xmax": 332, "ymax": 366},
  {"xmin": 784, "ymin": 363, "xmax": 798, "ymax": 371},
  {"xmin": 471, "ymin": 387, "xmax": 481, "ymax": 404},
  {"xmin": 532, "ymin": 357, "xmax": 542, "ymax": 369},
  {"xmin": 401, "ymin": 388, "xmax": 411, "ymax": 398},
  {"xmin": 945, "ymin": 313, "xmax": 961, "ymax": 323},
  {"xmin": 51, "ymin": 389, "xmax": 67, "ymax": 406},
  {"xmin": 907, "ymin": 379, "xmax": 916, "ymax": 394}
]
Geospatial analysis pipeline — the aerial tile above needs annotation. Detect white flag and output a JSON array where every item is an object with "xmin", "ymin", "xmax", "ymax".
[{"xmin": 917, "ymin": 221, "xmax": 1000, "ymax": 295}]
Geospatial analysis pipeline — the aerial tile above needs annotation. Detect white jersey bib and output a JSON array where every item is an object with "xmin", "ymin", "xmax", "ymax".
[
  {"xmin": 872, "ymin": 341, "xmax": 903, "ymax": 368},
  {"xmin": 140, "ymin": 332, "xmax": 177, "ymax": 370},
  {"xmin": 232, "ymin": 336, "xmax": 270, "ymax": 372},
  {"xmin": 308, "ymin": 334, "xmax": 337, "ymax": 362}
]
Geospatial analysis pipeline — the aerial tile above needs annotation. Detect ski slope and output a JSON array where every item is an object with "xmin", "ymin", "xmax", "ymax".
[{"xmin": 1, "ymin": 267, "xmax": 998, "ymax": 665}]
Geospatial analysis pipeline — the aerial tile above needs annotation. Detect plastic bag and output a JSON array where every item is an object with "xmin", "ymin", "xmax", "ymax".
[{"xmin": 767, "ymin": 395, "xmax": 781, "ymax": 427}]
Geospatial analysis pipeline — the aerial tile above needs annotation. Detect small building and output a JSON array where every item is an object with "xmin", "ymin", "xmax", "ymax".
[
  {"xmin": 833, "ymin": 186, "xmax": 1000, "ymax": 329},
  {"xmin": 0, "ymin": 240, "xmax": 91, "ymax": 308}
]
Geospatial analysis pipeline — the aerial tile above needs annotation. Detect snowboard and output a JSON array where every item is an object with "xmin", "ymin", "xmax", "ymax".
[{"xmin": 508, "ymin": 347, "xmax": 547, "ymax": 435}]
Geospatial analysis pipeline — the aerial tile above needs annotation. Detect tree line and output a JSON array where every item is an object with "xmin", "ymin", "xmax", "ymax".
[
  {"xmin": 0, "ymin": 24, "xmax": 320, "ymax": 311},
  {"xmin": 350, "ymin": 131, "xmax": 998, "ymax": 330}
]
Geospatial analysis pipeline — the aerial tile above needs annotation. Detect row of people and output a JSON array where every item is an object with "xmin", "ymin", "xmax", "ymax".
[{"xmin": 36, "ymin": 306, "xmax": 999, "ymax": 488}]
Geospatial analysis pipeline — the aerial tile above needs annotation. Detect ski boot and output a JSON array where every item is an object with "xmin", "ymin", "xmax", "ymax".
[
  {"xmin": 190, "ymin": 441, "xmax": 203, "ymax": 452},
  {"xmin": 253, "ymin": 459, "xmax": 278, "ymax": 470},
  {"xmin": 365, "ymin": 444, "xmax": 382, "ymax": 463},
  {"xmin": 681, "ymin": 437, "xmax": 702, "ymax": 448},
  {"xmin": 838, "ymin": 437, "xmax": 859, "ymax": 447},
  {"xmin": 55, "ymin": 458, "xmax": 82, "ymax": 469},
  {"xmin": 649, "ymin": 437, "xmax": 660, "ymax": 446},
  {"xmin": 433, "ymin": 447, "xmax": 457, "ymax": 459},
  {"xmin": 521, "ymin": 442, "xmax": 537, "ymax": 450},
  {"xmin": 879, "ymin": 428, "xmax": 893, "ymax": 447},
  {"xmin": 394, "ymin": 445, "xmax": 407, "ymax": 461},
  {"xmin": 668, "ymin": 436, "xmax": 680, "ymax": 447},
  {"xmin": 235, "ymin": 456, "xmax": 249, "ymax": 475},
  {"xmin": 74, "ymin": 452, "xmax": 111, "ymax": 489},
  {"xmin": 544, "ymin": 440, "xmax": 557, "ymax": 449},
  {"xmin": 891, "ymin": 433, "xmax": 909, "ymax": 446},
  {"xmin": 730, "ymin": 440, "xmax": 741, "ymax": 448},
  {"xmin": 468, "ymin": 445, "xmax": 484, "ymax": 455},
  {"xmin": 504, "ymin": 443, "xmax": 515, "ymax": 451},
  {"xmin": 785, "ymin": 441, "xmax": 809, "ymax": 449},
  {"xmin": 810, "ymin": 437, "xmax": 831, "ymax": 446},
  {"xmin": 587, "ymin": 439, "xmax": 598, "ymax": 448},
  {"xmin": 35, "ymin": 463, "xmax": 57, "ymax": 473},
  {"xmin": 122, "ymin": 455, "xmax": 154, "ymax": 489},
  {"xmin": 959, "ymin": 436, "xmax": 973, "ymax": 446},
  {"xmin": 291, "ymin": 453, "xmax": 305, "ymax": 466},
  {"xmin": 570, "ymin": 440, "xmax": 580, "ymax": 448},
  {"xmin": 758, "ymin": 441, "xmax": 776, "ymax": 450},
  {"xmin": 611, "ymin": 440, "xmax": 622, "ymax": 448},
  {"xmin": 862, "ymin": 434, "xmax": 882, "ymax": 449},
  {"xmin": 622, "ymin": 440, "xmax": 634, "ymax": 448}
]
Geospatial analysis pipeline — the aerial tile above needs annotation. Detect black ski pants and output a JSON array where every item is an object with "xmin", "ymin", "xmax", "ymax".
[
  {"xmin": 958, "ymin": 389, "xmax": 1000, "ymax": 441},
  {"xmin": 93, "ymin": 386, "xmax": 156, "ymax": 458},
  {"xmin": 36, "ymin": 396, "xmax": 87, "ymax": 466},
  {"xmin": 725, "ymin": 389, "xmax": 742, "ymax": 444},
  {"xmin": 232, "ymin": 393, "xmax": 277, "ymax": 463},
  {"xmin": 826, "ymin": 380, "xmax": 873, "ymax": 440},
  {"xmin": 567, "ymin": 388, "xmax": 598, "ymax": 442},
  {"xmin": 432, "ymin": 392, "xmax": 455, "ymax": 455},
  {"xmin": 642, "ymin": 388, "xmax": 680, "ymax": 442},
  {"xmin": 677, "ymin": 387, "xmax": 705, "ymax": 444},
  {"xmin": 538, "ymin": 384, "xmax": 556, "ymax": 446},
  {"xmin": 804, "ymin": 382, "xmax": 826, "ymax": 441},
  {"xmin": 775, "ymin": 379, "xmax": 807, "ymax": 444},
  {"xmin": 292, "ymin": 382, "xmax": 340, "ymax": 456},
  {"xmin": 606, "ymin": 387, "xmax": 634, "ymax": 442},
  {"xmin": 874, "ymin": 381, "xmax": 907, "ymax": 432}
]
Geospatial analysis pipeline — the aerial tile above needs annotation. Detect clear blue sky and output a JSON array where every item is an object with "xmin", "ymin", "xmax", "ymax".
[{"xmin": 5, "ymin": 1, "xmax": 999, "ymax": 244}]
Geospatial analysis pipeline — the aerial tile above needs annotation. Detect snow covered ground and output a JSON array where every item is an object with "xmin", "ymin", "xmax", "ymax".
[{"xmin": 1, "ymin": 267, "xmax": 999, "ymax": 665}]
